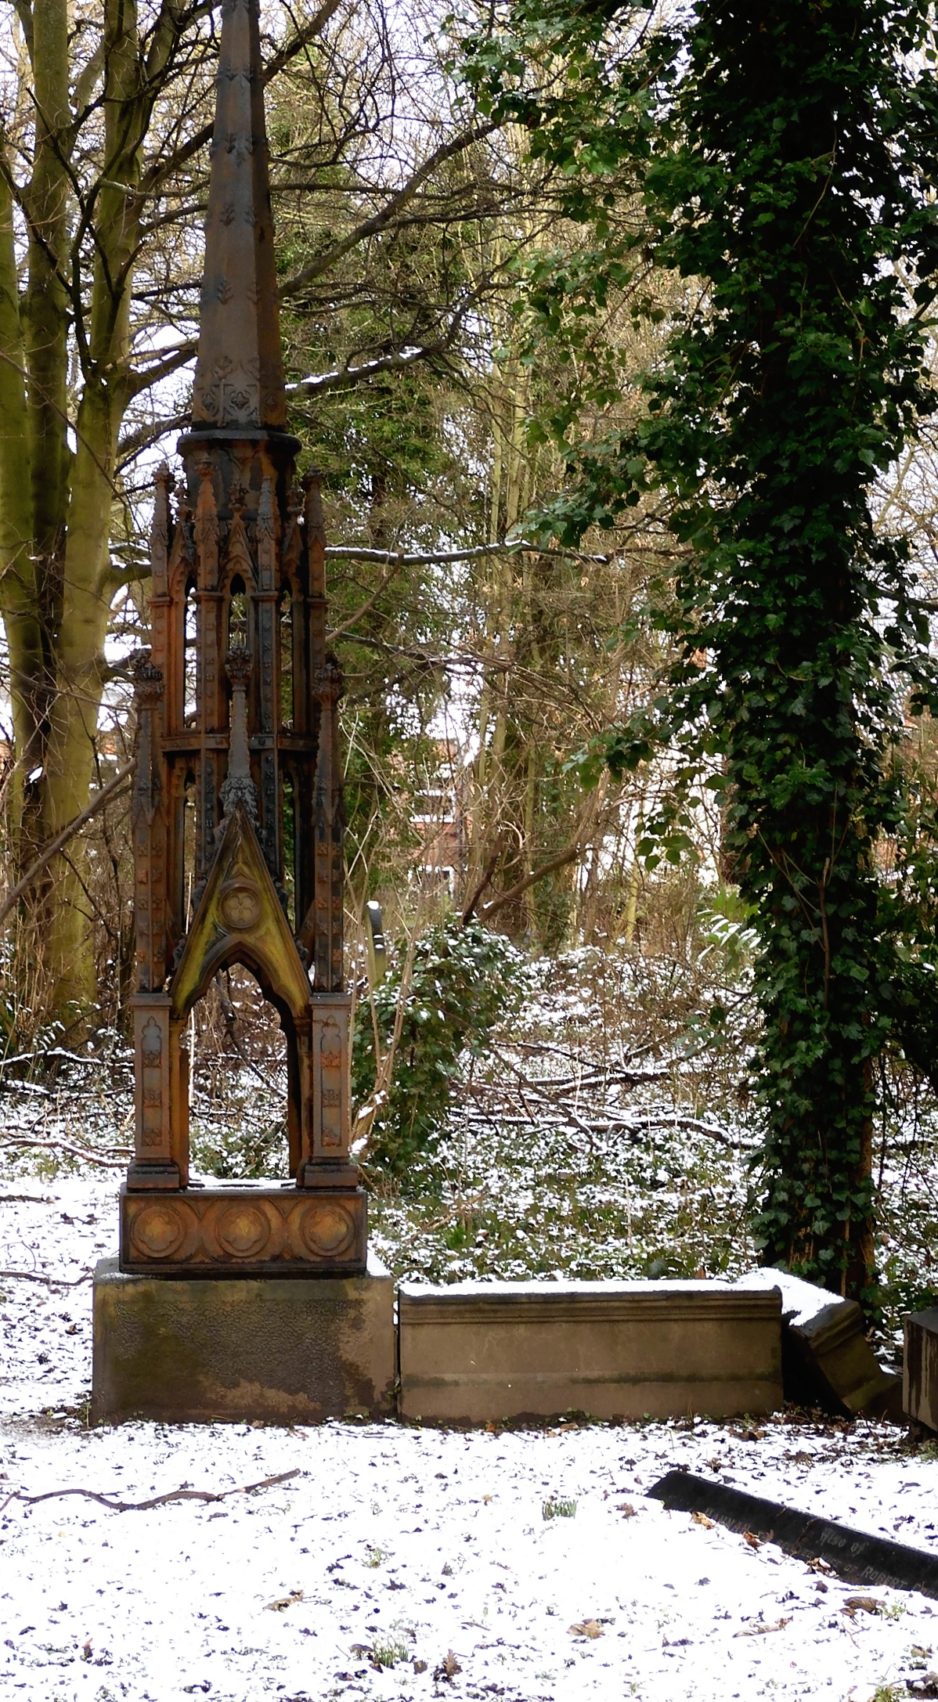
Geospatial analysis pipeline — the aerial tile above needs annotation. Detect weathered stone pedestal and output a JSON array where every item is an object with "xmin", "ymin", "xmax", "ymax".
[
  {"xmin": 120, "ymin": 1181, "xmax": 367, "ymax": 1276},
  {"xmin": 398, "ymin": 1280, "xmax": 783, "ymax": 1423},
  {"xmin": 91, "ymin": 1254, "xmax": 395, "ymax": 1425}
]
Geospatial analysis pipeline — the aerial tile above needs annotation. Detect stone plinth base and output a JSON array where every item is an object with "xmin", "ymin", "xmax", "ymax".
[
  {"xmin": 904, "ymin": 1308, "xmax": 938, "ymax": 1431},
  {"xmin": 398, "ymin": 1280, "xmax": 782, "ymax": 1423},
  {"xmin": 91, "ymin": 1254, "xmax": 395, "ymax": 1425}
]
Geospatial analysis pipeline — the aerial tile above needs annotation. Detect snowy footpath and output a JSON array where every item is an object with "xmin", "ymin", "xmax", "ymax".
[{"xmin": 2, "ymin": 1177, "xmax": 938, "ymax": 1702}]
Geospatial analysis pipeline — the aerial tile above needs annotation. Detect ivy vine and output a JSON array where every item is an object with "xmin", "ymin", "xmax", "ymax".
[{"xmin": 461, "ymin": 0, "xmax": 938, "ymax": 1298}]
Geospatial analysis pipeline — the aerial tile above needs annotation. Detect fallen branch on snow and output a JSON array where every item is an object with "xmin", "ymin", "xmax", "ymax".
[
  {"xmin": 0, "ymin": 1468, "xmax": 301, "ymax": 1517},
  {"xmin": 0, "ymin": 1134, "xmax": 130, "ymax": 1168},
  {"xmin": 0, "ymin": 1268, "xmax": 91, "ymax": 1287}
]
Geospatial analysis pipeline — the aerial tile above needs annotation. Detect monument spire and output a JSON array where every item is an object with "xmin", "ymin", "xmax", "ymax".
[
  {"xmin": 191, "ymin": 0, "xmax": 287, "ymax": 432},
  {"xmin": 115, "ymin": 0, "xmax": 364, "ymax": 1281}
]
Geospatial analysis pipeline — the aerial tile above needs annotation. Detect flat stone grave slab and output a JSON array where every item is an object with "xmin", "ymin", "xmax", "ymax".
[
  {"xmin": 398, "ymin": 1279, "xmax": 782, "ymax": 1424},
  {"xmin": 91, "ymin": 1253, "xmax": 395, "ymax": 1425},
  {"xmin": 649, "ymin": 1469, "xmax": 938, "ymax": 1598}
]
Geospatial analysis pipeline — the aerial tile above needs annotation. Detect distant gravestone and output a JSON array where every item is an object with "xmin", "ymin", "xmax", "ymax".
[{"xmin": 904, "ymin": 1309, "xmax": 938, "ymax": 1432}]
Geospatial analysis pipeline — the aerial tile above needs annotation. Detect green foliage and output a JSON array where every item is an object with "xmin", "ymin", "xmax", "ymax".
[
  {"xmin": 189, "ymin": 1115, "xmax": 287, "ymax": 1181},
  {"xmin": 542, "ymin": 1497, "xmax": 577, "ymax": 1520},
  {"xmin": 353, "ymin": 914, "xmax": 525, "ymax": 1184},
  {"xmin": 460, "ymin": 0, "xmax": 938, "ymax": 1296},
  {"xmin": 697, "ymin": 896, "xmax": 759, "ymax": 981}
]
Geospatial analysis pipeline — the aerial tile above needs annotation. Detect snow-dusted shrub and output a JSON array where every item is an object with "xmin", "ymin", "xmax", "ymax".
[{"xmin": 352, "ymin": 914, "xmax": 525, "ymax": 1186}]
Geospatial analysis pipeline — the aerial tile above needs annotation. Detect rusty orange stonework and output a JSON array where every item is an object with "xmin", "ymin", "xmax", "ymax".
[{"xmin": 120, "ymin": 0, "xmax": 364, "ymax": 1275}]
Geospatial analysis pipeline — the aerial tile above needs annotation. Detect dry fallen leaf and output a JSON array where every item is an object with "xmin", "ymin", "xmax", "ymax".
[
  {"xmin": 265, "ymin": 1590, "xmax": 304, "ymax": 1612},
  {"xmin": 734, "ymin": 1616, "xmax": 791, "ymax": 1638},
  {"xmin": 433, "ymin": 1650, "xmax": 462, "ymax": 1681},
  {"xmin": 691, "ymin": 1510, "xmax": 715, "ymax": 1529},
  {"xmin": 616, "ymin": 1501, "xmax": 638, "ymax": 1519},
  {"xmin": 841, "ymin": 1595, "xmax": 882, "ymax": 1617},
  {"xmin": 742, "ymin": 1530, "xmax": 762, "ymax": 1550},
  {"xmin": 569, "ymin": 1620, "xmax": 604, "ymax": 1640}
]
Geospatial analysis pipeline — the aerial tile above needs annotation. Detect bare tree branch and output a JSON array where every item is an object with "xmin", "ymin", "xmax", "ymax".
[
  {"xmin": 281, "ymin": 120, "xmax": 499, "ymax": 297},
  {"xmin": 476, "ymin": 828, "xmax": 590, "ymax": 925},
  {"xmin": 0, "ymin": 1266, "xmax": 91, "ymax": 1286},
  {"xmin": 286, "ymin": 340, "xmax": 452, "ymax": 397},
  {"xmin": 0, "ymin": 762, "xmax": 134, "ymax": 936},
  {"xmin": 0, "ymin": 1469, "xmax": 301, "ymax": 1517},
  {"xmin": 324, "ymin": 541, "xmax": 611, "ymax": 568}
]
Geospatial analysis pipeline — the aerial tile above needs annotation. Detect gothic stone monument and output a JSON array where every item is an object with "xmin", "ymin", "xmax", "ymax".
[{"xmin": 91, "ymin": 0, "xmax": 394, "ymax": 1423}]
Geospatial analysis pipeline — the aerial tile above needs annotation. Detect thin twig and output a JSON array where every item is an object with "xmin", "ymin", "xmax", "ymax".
[
  {"xmin": 0, "ymin": 1468, "xmax": 301, "ymax": 1518},
  {"xmin": 0, "ymin": 1269, "xmax": 91, "ymax": 1288}
]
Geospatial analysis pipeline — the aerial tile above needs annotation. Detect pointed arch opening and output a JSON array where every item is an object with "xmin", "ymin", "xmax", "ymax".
[
  {"xmin": 228, "ymin": 574, "xmax": 249, "ymax": 652},
  {"xmin": 187, "ymin": 963, "xmax": 292, "ymax": 1181}
]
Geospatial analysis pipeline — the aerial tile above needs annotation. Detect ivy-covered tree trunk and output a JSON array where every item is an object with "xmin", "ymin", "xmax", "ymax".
[
  {"xmin": 636, "ymin": 1, "xmax": 938, "ymax": 1300},
  {"xmin": 465, "ymin": 0, "xmax": 938, "ymax": 1298}
]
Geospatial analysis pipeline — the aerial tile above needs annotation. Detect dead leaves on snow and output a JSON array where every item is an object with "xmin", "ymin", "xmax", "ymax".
[
  {"xmin": 433, "ymin": 1650, "xmax": 462, "ymax": 1680},
  {"xmin": 265, "ymin": 1589, "xmax": 304, "ymax": 1612},
  {"xmin": 841, "ymin": 1594, "xmax": 883, "ymax": 1618}
]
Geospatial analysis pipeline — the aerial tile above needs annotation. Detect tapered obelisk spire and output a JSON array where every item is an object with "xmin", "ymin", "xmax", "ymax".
[{"xmin": 191, "ymin": 0, "xmax": 287, "ymax": 431}]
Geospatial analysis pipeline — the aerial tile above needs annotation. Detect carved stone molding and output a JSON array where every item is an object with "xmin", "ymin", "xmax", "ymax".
[
  {"xmin": 124, "ymin": 0, "xmax": 359, "ymax": 1267},
  {"xmin": 120, "ymin": 1183, "xmax": 367, "ymax": 1275}
]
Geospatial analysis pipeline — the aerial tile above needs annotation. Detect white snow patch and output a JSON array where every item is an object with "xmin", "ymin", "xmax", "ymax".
[{"xmin": 1, "ymin": 1178, "xmax": 937, "ymax": 1702}]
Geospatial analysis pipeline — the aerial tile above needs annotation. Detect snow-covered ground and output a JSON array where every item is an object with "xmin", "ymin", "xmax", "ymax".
[{"xmin": 2, "ymin": 1176, "xmax": 938, "ymax": 1702}]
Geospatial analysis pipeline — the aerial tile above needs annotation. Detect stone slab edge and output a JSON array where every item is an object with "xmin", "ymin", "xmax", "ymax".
[{"xmin": 650, "ymin": 1469, "xmax": 938, "ymax": 1598}]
